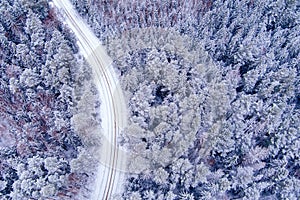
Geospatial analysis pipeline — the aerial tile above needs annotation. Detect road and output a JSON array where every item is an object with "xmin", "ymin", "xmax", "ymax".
[{"xmin": 51, "ymin": 1, "xmax": 128, "ymax": 199}]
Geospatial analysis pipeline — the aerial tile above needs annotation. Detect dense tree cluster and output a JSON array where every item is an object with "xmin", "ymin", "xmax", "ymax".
[
  {"xmin": 0, "ymin": 0, "xmax": 100, "ymax": 199},
  {"xmin": 71, "ymin": 0, "xmax": 300, "ymax": 199}
]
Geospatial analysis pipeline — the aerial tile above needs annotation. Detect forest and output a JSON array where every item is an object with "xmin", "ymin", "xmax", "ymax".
[
  {"xmin": 71, "ymin": 0, "xmax": 300, "ymax": 199},
  {"xmin": 0, "ymin": 0, "xmax": 299, "ymax": 199},
  {"xmin": 0, "ymin": 0, "xmax": 100, "ymax": 199}
]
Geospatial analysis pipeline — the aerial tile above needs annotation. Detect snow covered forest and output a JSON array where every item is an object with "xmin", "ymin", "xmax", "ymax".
[
  {"xmin": 0, "ymin": 0, "xmax": 299, "ymax": 199},
  {"xmin": 71, "ymin": 0, "xmax": 300, "ymax": 199},
  {"xmin": 0, "ymin": 0, "xmax": 101, "ymax": 199}
]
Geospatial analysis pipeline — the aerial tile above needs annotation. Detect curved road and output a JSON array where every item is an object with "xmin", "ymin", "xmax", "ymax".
[{"xmin": 52, "ymin": 1, "xmax": 128, "ymax": 199}]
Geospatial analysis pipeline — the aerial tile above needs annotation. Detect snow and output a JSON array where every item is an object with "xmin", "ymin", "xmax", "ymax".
[
  {"xmin": 51, "ymin": 0, "xmax": 129, "ymax": 199},
  {"xmin": 0, "ymin": 117, "xmax": 16, "ymax": 148}
]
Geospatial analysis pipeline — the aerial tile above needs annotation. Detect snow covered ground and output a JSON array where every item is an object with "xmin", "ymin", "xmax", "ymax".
[{"xmin": 52, "ymin": 0, "xmax": 129, "ymax": 199}]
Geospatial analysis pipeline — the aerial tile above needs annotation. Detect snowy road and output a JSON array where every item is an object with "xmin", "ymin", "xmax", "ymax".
[{"xmin": 52, "ymin": 0, "xmax": 128, "ymax": 199}]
